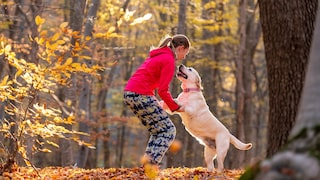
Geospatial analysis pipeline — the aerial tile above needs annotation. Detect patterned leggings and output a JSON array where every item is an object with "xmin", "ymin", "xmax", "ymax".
[{"xmin": 123, "ymin": 91, "xmax": 176, "ymax": 164}]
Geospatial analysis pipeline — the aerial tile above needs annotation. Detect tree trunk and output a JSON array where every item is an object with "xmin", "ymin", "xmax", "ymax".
[
  {"xmin": 58, "ymin": 89, "xmax": 74, "ymax": 166},
  {"xmin": 177, "ymin": 0, "xmax": 188, "ymax": 35},
  {"xmin": 68, "ymin": 0, "xmax": 87, "ymax": 168},
  {"xmin": 252, "ymin": 57, "xmax": 268, "ymax": 160},
  {"xmin": 29, "ymin": 0, "xmax": 44, "ymax": 64},
  {"xmin": 26, "ymin": 0, "xmax": 44, "ymax": 165},
  {"xmin": 290, "ymin": 2, "xmax": 320, "ymax": 138},
  {"xmin": 258, "ymin": 0, "xmax": 317, "ymax": 157},
  {"xmin": 235, "ymin": 0, "xmax": 247, "ymax": 166},
  {"xmin": 178, "ymin": 1, "xmax": 195, "ymax": 167},
  {"xmin": 77, "ymin": 0, "xmax": 100, "ymax": 168},
  {"xmin": 95, "ymin": 76, "xmax": 108, "ymax": 168},
  {"xmin": 243, "ymin": 0, "xmax": 262, "ymax": 165},
  {"xmin": 166, "ymin": 0, "xmax": 190, "ymax": 168},
  {"xmin": 248, "ymin": 3, "xmax": 320, "ymax": 179}
]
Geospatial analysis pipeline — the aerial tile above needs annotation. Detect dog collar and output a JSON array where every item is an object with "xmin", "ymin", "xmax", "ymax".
[{"xmin": 183, "ymin": 88, "xmax": 202, "ymax": 93}]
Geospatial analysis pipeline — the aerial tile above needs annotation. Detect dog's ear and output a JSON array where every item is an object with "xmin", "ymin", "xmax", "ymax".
[{"xmin": 196, "ymin": 76, "xmax": 203, "ymax": 90}]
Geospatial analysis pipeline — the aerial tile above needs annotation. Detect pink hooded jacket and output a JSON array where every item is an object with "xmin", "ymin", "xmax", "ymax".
[{"xmin": 124, "ymin": 46, "xmax": 180, "ymax": 111}]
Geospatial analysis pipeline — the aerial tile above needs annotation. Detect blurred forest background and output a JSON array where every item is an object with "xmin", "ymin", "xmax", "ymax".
[{"xmin": 0, "ymin": 0, "xmax": 266, "ymax": 170}]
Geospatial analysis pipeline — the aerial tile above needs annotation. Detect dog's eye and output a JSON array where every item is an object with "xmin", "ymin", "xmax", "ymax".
[{"xmin": 188, "ymin": 68, "xmax": 192, "ymax": 71}]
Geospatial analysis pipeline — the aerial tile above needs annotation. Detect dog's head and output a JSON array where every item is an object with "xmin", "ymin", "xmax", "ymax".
[{"xmin": 176, "ymin": 64, "xmax": 203, "ymax": 90}]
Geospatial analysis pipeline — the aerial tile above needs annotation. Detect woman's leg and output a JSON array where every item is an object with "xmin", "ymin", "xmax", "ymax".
[{"xmin": 124, "ymin": 92, "xmax": 176, "ymax": 164}]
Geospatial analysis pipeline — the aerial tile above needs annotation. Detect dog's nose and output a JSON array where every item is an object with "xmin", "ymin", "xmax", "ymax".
[{"xmin": 179, "ymin": 64, "xmax": 185, "ymax": 70}]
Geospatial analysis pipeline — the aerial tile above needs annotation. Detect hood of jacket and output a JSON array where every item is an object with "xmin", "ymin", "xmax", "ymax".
[{"xmin": 149, "ymin": 46, "xmax": 174, "ymax": 58}]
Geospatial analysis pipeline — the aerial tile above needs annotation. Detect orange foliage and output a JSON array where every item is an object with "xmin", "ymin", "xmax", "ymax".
[{"xmin": 1, "ymin": 167, "xmax": 245, "ymax": 180}]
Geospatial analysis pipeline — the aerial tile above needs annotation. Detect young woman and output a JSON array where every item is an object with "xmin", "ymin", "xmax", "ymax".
[{"xmin": 123, "ymin": 34, "xmax": 190, "ymax": 166}]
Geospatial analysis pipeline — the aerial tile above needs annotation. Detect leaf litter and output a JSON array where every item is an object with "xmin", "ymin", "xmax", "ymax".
[{"xmin": 0, "ymin": 166, "xmax": 245, "ymax": 180}]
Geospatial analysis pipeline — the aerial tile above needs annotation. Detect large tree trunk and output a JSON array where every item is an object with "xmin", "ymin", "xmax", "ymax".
[
  {"xmin": 248, "ymin": 3, "xmax": 320, "ymax": 179},
  {"xmin": 290, "ymin": 2, "xmax": 320, "ymax": 139},
  {"xmin": 258, "ymin": 0, "xmax": 317, "ymax": 157}
]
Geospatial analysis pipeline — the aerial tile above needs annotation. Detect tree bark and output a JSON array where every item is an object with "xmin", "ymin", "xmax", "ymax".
[
  {"xmin": 247, "ymin": 3, "xmax": 320, "ymax": 179},
  {"xmin": 177, "ymin": 0, "xmax": 188, "ymax": 35},
  {"xmin": 258, "ymin": 0, "xmax": 317, "ymax": 157},
  {"xmin": 243, "ymin": 0, "xmax": 262, "ymax": 165},
  {"xmin": 290, "ymin": 2, "xmax": 320, "ymax": 138},
  {"xmin": 166, "ymin": 0, "xmax": 190, "ymax": 168},
  {"xmin": 27, "ymin": 0, "xmax": 44, "ymax": 165},
  {"xmin": 235, "ymin": 0, "xmax": 247, "ymax": 166},
  {"xmin": 77, "ymin": 0, "xmax": 100, "ymax": 168}
]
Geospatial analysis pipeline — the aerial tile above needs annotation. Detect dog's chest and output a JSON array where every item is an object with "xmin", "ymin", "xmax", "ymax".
[
  {"xmin": 179, "ymin": 112, "xmax": 206, "ymax": 134},
  {"xmin": 177, "ymin": 93, "xmax": 188, "ymax": 104},
  {"xmin": 177, "ymin": 93, "xmax": 202, "ymax": 107}
]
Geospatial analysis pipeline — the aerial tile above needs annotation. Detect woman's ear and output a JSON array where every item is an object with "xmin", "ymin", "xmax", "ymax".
[{"xmin": 176, "ymin": 46, "xmax": 185, "ymax": 51}]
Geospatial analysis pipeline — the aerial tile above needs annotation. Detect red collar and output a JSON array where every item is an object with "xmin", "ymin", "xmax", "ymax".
[{"xmin": 183, "ymin": 88, "xmax": 202, "ymax": 93}]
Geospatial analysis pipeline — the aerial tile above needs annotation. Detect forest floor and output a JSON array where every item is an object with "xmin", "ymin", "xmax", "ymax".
[{"xmin": 1, "ymin": 166, "xmax": 245, "ymax": 179}]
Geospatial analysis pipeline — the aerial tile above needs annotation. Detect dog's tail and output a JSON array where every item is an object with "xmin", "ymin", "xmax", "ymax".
[{"xmin": 230, "ymin": 135, "xmax": 252, "ymax": 150}]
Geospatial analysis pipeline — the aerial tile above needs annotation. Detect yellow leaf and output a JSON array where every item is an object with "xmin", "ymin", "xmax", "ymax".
[
  {"xmin": 85, "ymin": 36, "xmax": 91, "ymax": 41},
  {"xmin": 71, "ymin": 63, "xmax": 81, "ymax": 69},
  {"xmin": 106, "ymin": 33, "xmax": 124, "ymax": 38},
  {"xmin": 36, "ymin": 37, "xmax": 45, "ymax": 45},
  {"xmin": 47, "ymin": 43, "xmax": 58, "ymax": 50},
  {"xmin": 88, "ymin": 145, "xmax": 96, "ymax": 149},
  {"xmin": 39, "ymin": 30, "xmax": 48, "ymax": 37},
  {"xmin": 4, "ymin": 44, "xmax": 11, "ymax": 52},
  {"xmin": 66, "ymin": 99, "xmax": 72, "ymax": 106},
  {"xmin": 51, "ymin": 33, "xmax": 60, "ymax": 41},
  {"xmin": 82, "ymin": 63, "xmax": 88, "ymax": 69},
  {"xmin": 93, "ymin": 33, "xmax": 105, "ymax": 38},
  {"xmin": 63, "ymin": 58, "xmax": 73, "ymax": 66},
  {"xmin": 65, "ymin": 116, "xmax": 75, "ymax": 124},
  {"xmin": 60, "ymin": 22, "xmax": 69, "ymax": 29},
  {"xmin": 15, "ymin": 69, "xmax": 23, "ymax": 79},
  {"xmin": 35, "ymin": 15, "xmax": 45, "ymax": 26},
  {"xmin": 24, "ymin": 160, "xmax": 31, "ymax": 166},
  {"xmin": 0, "ymin": 76, "xmax": 8, "ymax": 86},
  {"xmin": 57, "ymin": 40, "xmax": 65, "ymax": 45},
  {"xmin": 130, "ymin": 13, "xmax": 153, "ymax": 26},
  {"xmin": 107, "ymin": 26, "xmax": 116, "ymax": 34},
  {"xmin": 144, "ymin": 164, "xmax": 159, "ymax": 179},
  {"xmin": 46, "ymin": 140, "xmax": 60, "ymax": 148},
  {"xmin": 81, "ymin": 55, "xmax": 92, "ymax": 60},
  {"xmin": 40, "ymin": 148, "xmax": 52, "ymax": 153}
]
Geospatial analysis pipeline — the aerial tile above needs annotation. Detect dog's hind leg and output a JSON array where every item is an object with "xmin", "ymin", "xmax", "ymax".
[
  {"xmin": 216, "ymin": 137, "xmax": 230, "ymax": 172},
  {"xmin": 204, "ymin": 146, "xmax": 216, "ymax": 172}
]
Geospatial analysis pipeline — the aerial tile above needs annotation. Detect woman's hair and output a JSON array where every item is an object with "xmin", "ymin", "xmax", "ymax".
[{"xmin": 158, "ymin": 34, "xmax": 190, "ymax": 49}]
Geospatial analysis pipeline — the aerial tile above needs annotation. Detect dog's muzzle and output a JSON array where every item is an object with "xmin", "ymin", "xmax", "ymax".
[{"xmin": 177, "ymin": 65, "xmax": 188, "ymax": 79}]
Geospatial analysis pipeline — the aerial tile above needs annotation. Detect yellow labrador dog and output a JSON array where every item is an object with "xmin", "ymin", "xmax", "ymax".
[{"xmin": 161, "ymin": 64, "xmax": 252, "ymax": 172}]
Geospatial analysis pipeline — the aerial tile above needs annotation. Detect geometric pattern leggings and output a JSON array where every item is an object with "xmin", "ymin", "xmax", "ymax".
[{"xmin": 123, "ymin": 91, "xmax": 176, "ymax": 165}]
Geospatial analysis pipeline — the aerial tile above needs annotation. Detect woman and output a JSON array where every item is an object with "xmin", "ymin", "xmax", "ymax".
[{"xmin": 123, "ymin": 34, "xmax": 190, "ymax": 166}]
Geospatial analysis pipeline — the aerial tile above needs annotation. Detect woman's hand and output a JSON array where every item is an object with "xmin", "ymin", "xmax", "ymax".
[
  {"xmin": 175, "ymin": 105, "xmax": 185, "ymax": 112},
  {"xmin": 159, "ymin": 100, "xmax": 169, "ymax": 110}
]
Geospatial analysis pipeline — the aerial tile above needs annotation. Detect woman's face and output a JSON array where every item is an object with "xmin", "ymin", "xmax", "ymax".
[{"xmin": 175, "ymin": 46, "xmax": 189, "ymax": 60}]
